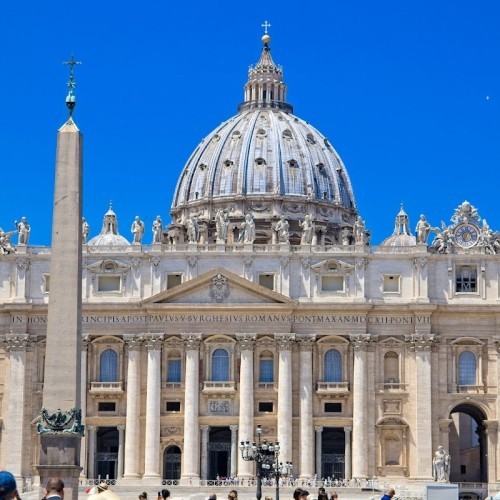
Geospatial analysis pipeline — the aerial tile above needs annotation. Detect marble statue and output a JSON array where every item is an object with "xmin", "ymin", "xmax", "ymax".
[
  {"xmin": 415, "ymin": 214, "xmax": 431, "ymax": 245},
  {"xmin": 186, "ymin": 215, "xmax": 200, "ymax": 243},
  {"xmin": 353, "ymin": 216, "xmax": 365, "ymax": 244},
  {"xmin": 130, "ymin": 216, "xmax": 145, "ymax": 244},
  {"xmin": 479, "ymin": 219, "xmax": 500, "ymax": 254},
  {"xmin": 341, "ymin": 228, "xmax": 351, "ymax": 246},
  {"xmin": 431, "ymin": 222, "xmax": 454, "ymax": 254},
  {"xmin": 15, "ymin": 217, "xmax": 30, "ymax": 245},
  {"xmin": 433, "ymin": 446, "xmax": 451, "ymax": 482},
  {"xmin": 82, "ymin": 217, "xmax": 89, "ymax": 244},
  {"xmin": 239, "ymin": 213, "xmax": 255, "ymax": 243},
  {"xmin": 0, "ymin": 229, "xmax": 16, "ymax": 255},
  {"xmin": 274, "ymin": 216, "xmax": 290, "ymax": 243},
  {"xmin": 215, "ymin": 209, "xmax": 229, "ymax": 242},
  {"xmin": 300, "ymin": 215, "xmax": 314, "ymax": 245},
  {"xmin": 152, "ymin": 215, "xmax": 163, "ymax": 243}
]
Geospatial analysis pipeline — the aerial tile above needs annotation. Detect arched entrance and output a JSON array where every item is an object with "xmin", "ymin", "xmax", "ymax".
[
  {"xmin": 321, "ymin": 428, "xmax": 345, "ymax": 480},
  {"xmin": 96, "ymin": 427, "xmax": 119, "ymax": 480},
  {"xmin": 449, "ymin": 404, "xmax": 487, "ymax": 483},
  {"xmin": 208, "ymin": 427, "xmax": 231, "ymax": 479},
  {"xmin": 163, "ymin": 445, "xmax": 181, "ymax": 480}
]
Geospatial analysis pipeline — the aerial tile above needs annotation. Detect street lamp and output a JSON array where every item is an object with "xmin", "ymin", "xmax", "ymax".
[{"xmin": 240, "ymin": 425, "xmax": 292, "ymax": 500}]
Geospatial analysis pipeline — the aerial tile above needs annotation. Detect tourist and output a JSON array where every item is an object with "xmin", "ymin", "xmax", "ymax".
[
  {"xmin": 293, "ymin": 488, "xmax": 304, "ymax": 500},
  {"xmin": 228, "ymin": 490, "xmax": 237, "ymax": 500},
  {"xmin": 381, "ymin": 488, "xmax": 395, "ymax": 499},
  {"xmin": 208, "ymin": 495, "xmax": 217, "ymax": 500},
  {"xmin": 138, "ymin": 493, "xmax": 147, "ymax": 500},
  {"xmin": 330, "ymin": 493, "xmax": 338, "ymax": 500},
  {"xmin": 0, "ymin": 471, "xmax": 19, "ymax": 500},
  {"xmin": 44, "ymin": 478, "xmax": 64, "ymax": 500},
  {"xmin": 158, "ymin": 489, "xmax": 170, "ymax": 500}
]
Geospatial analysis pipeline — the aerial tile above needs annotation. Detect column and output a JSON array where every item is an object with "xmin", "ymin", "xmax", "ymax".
[
  {"xmin": 351, "ymin": 335, "xmax": 370, "ymax": 479},
  {"xmin": 344, "ymin": 426, "xmax": 352, "ymax": 480},
  {"xmin": 80, "ymin": 337, "xmax": 90, "ymax": 476},
  {"xmin": 315, "ymin": 426, "xmax": 323, "ymax": 479},
  {"xmin": 200, "ymin": 425, "xmax": 209, "ymax": 480},
  {"xmin": 276, "ymin": 333, "xmax": 295, "ymax": 464},
  {"xmin": 484, "ymin": 420, "xmax": 498, "ymax": 483},
  {"xmin": 123, "ymin": 336, "xmax": 142, "ymax": 479},
  {"xmin": 143, "ymin": 336, "xmax": 163, "ymax": 479},
  {"xmin": 181, "ymin": 333, "xmax": 202, "ymax": 482},
  {"xmin": 117, "ymin": 425, "xmax": 125, "ymax": 479},
  {"xmin": 3, "ymin": 335, "xmax": 31, "ymax": 482},
  {"xmin": 236, "ymin": 333, "xmax": 256, "ymax": 477},
  {"xmin": 87, "ymin": 426, "xmax": 97, "ymax": 479},
  {"xmin": 230, "ymin": 425, "xmax": 238, "ymax": 478},
  {"xmin": 407, "ymin": 333, "xmax": 435, "ymax": 480},
  {"xmin": 298, "ymin": 336, "xmax": 315, "ymax": 479}
]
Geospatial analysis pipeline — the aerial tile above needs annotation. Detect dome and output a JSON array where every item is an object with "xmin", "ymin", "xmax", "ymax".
[
  {"xmin": 381, "ymin": 205, "xmax": 416, "ymax": 247},
  {"xmin": 170, "ymin": 33, "xmax": 358, "ymax": 246},
  {"xmin": 88, "ymin": 204, "xmax": 130, "ymax": 246}
]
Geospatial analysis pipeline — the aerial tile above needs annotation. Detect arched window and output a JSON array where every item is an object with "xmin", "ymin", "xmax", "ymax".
[
  {"xmin": 384, "ymin": 351, "xmax": 400, "ymax": 383},
  {"xmin": 259, "ymin": 351, "xmax": 274, "ymax": 383},
  {"xmin": 167, "ymin": 355, "xmax": 181, "ymax": 383},
  {"xmin": 324, "ymin": 349, "xmax": 342, "ymax": 382},
  {"xmin": 211, "ymin": 348, "xmax": 229, "ymax": 381},
  {"xmin": 458, "ymin": 351, "xmax": 477, "ymax": 385},
  {"xmin": 163, "ymin": 445, "xmax": 181, "ymax": 479},
  {"xmin": 99, "ymin": 349, "xmax": 118, "ymax": 382}
]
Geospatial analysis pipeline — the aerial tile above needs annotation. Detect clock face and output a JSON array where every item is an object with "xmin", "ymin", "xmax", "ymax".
[{"xmin": 454, "ymin": 223, "xmax": 479, "ymax": 248}]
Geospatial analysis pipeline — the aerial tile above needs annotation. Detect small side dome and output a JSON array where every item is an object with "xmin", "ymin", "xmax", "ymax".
[
  {"xmin": 88, "ymin": 204, "xmax": 130, "ymax": 246},
  {"xmin": 381, "ymin": 205, "xmax": 416, "ymax": 247}
]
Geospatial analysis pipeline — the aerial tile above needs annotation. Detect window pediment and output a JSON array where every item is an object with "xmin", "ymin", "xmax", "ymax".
[
  {"xmin": 87, "ymin": 259, "xmax": 131, "ymax": 274},
  {"xmin": 311, "ymin": 259, "xmax": 354, "ymax": 274}
]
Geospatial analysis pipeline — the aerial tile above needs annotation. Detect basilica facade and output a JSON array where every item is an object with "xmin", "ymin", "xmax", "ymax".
[{"xmin": 0, "ymin": 31, "xmax": 500, "ymax": 495}]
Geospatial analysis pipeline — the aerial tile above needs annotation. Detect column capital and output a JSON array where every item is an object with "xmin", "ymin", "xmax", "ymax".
[
  {"xmin": 405, "ymin": 333, "xmax": 438, "ymax": 351},
  {"xmin": 484, "ymin": 420, "xmax": 499, "ymax": 435},
  {"xmin": 230, "ymin": 425, "xmax": 238, "ymax": 432},
  {"xmin": 344, "ymin": 426, "xmax": 352, "ymax": 433},
  {"xmin": 275, "ymin": 333, "xmax": 295, "ymax": 351},
  {"xmin": 145, "ymin": 335, "xmax": 164, "ymax": 351},
  {"xmin": 438, "ymin": 419, "xmax": 453, "ymax": 433},
  {"xmin": 182, "ymin": 332, "xmax": 203, "ymax": 350},
  {"xmin": 1, "ymin": 334, "xmax": 34, "ymax": 352},
  {"xmin": 117, "ymin": 425, "xmax": 126, "ymax": 432},
  {"xmin": 81, "ymin": 335, "xmax": 91, "ymax": 351},
  {"xmin": 236, "ymin": 333, "xmax": 256, "ymax": 350},
  {"xmin": 200, "ymin": 425, "xmax": 210, "ymax": 432},
  {"xmin": 350, "ymin": 334, "xmax": 373, "ymax": 351},
  {"xmin": 87, "ymin": 425, "xmax": 98, "ymax": 432},
  {"xmin": 123, "ymin": 335, "xmax": 143, "ymax": 351},
  {"xmin": 297, "ymin": 335, "xmax": 316, "ymax": 351},
  {"xmin": 315, "ymin": 425, "xmax": 323, "ymax": 433}
]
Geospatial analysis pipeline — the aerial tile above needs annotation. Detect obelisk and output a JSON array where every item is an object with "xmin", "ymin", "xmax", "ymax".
[{"xmin": 37, "ymin": 56, "xmax": 84, "ymax": 500}]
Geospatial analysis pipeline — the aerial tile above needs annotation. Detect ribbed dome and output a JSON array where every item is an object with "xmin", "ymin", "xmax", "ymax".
[
  {"xmin": 170, "ymin": 33, "xmax": 359, "ymax": 246},
  {"xmin": 88, "ymin": 205, "xmax": 130, "ymax": 247}
]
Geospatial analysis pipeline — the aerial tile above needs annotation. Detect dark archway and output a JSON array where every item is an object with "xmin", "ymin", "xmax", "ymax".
[
  {"xmin": 321, "ymin": 428, "xmax": 345, "ymax": 480},
  {"xmin": 96, "ymin": 427, "xmax": 119, "ymax": 480},
  {"xmin": 449, "ymin": 404, "xmax": 487, "ymax": 483},
  {"xmin": 163, "ymin": 445, "xmax": 181, "ymax": 480},
  {"xmin": 208, "ymin": 427, "xmax": 231, "ymax": 479}
]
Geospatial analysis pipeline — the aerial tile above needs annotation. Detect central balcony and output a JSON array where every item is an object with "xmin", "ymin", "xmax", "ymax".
[{"xmin": 202, "ymin": 381, "xmax": 237, "ymax": 395}]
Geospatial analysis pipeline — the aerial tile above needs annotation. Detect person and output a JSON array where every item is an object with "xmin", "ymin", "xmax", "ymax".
[
  {"xmin": 317, "ymin": 492, "xmax": 328, "ymax": 500},
  {"xmin": 82, "ymin": 217, "xmax": 90, "ymax": 243},
  {"xmin": 138, "ymin": 493, "xmax": 147, "ymax": 500},
  {"xmin": 293, "ymin": 487, "xmax": 304, "ymax": 500},
  {"xmin": 0, "ymin": 471, "xmax": 19, "ymax": 500},
  {"xmin": 275, "ymin": 215, "xmax": 290, "ymax": 243},
  {"xmin": 301, "ymin": 215, "xmax": 314, "ymax": 245},
  {"xmin": 433, "ymin": 445, "xmax": 451, "ymax": 482},
  {"xmin": 415, "ymin": 214, "xmax": 431, "ymax": 245},
  {"xmin": 208, "ymin": 495, "xmax": 217, "ymax": 500},
  {"xmin": 157, "ymin": 490, "xmax": 170, "ymax": 500},
  {"xmin": 381, "ymin": 488, "xmax": 395, "ymax": 499},
  {"xmin": 152, "ymin": 215, "xmax": 163, "ymax": 243},
  {"xmin": 44, "ymin": 477, "xmax": 64, "ymax": 500},
  {"xmin": 131, "ymin": 216, "xmax": 145, "ymax": 244},
  {"xmin": 330, "ymin": 493, "xmax": 338, "ymax": 500},
  {"xmin": 228, "ymin": 490, "xmax": 237, "ymax": 500},
  {"xmin": 15, "ymin": 217, "xmax": 30, "ymax": 245}
]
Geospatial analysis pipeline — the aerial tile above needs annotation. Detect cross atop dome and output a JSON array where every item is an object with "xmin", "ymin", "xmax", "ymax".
[{"xmin": 261, "ymin": 20, "xmax": 271, "ymax": 34}]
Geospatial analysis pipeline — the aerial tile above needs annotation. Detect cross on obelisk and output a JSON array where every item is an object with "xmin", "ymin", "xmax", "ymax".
[
  {"xmin": 36, "ymin": 55, "xmax": 84, "ymax": 500},
  {"xmin": 63, "ymin": 55, "xmax": 82, "ymax": 116},
  {"xmin": 261, "ymin": 20, "xmax": 271, "ymax": 34}
]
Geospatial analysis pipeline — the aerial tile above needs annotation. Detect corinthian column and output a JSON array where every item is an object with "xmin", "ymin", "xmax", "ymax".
[
  {"xmin": 123, "ymin": 336, "xmax": 142, "ymax": 479},
  {"xmin": 181, "ymin": 333, "xmax": 202, "ymax": 483},
  {"xmin": 298, "ymin": 335, "xmax": 315, "ymax": 479},
  {"xmin": 236, "ymin": 333, "xmax": 256, "ymax": 478},
  {"xmin": 276, "ymin": 333, "xmax": 295, "ymax": 464},
  {"xmin": 351, "ymin": 335, "xmax": 371, "ymax": 479},
  {"xmin": 143, "ymin": 336, "xmax": 163, "ymax": 479}
]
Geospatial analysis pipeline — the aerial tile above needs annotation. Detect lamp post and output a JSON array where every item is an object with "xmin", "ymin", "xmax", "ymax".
[{"xmin": 240, "ymin": 425, "xmax": 291, "ymax": 500}]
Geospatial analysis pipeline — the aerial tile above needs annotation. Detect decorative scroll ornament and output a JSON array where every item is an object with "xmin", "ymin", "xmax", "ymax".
[
  {"xmin": 36, "ymin": 407, "xmax": 84, "ymax": 436},
  {"xmin": 405, "ymin": 333, "xmax": 438, "ymax": 351},
  {"xmin": 209, "ymin": 273, "xmax": 230, "ymax": 302}
]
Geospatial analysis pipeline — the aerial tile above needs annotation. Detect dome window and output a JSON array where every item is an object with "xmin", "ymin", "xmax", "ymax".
[
  {"xmin": 255, "ymin": 158, "xmax": 267, "ymax": 167},
  {"xmin": 288, "ymin": 159, "xmax": 299, "ymax": 168},
  {"xmin": 212, "ymin": 134, "xmax": 221, "ymax": 143},
  {"xmin": 324, "ymin": 138, "xmax": 332, "ymax": 151},
  {"xmin": 256, "ymin": 128, "xmax": 267, "ymax": 139},
  {"xmin": 198, "ymin": 163, "xmax": 207, "ymax": 171},
  {"xmin": 223, "ymin": 160, "xmax": 233, "ymax": 168},
  {"xmin": 231, "ymin": 131, "xmax": 241, "ymax": 140},
  {"xmin": 282, "ymin": 129, "xmax": 293, "ymax": 140},
  {"xmin": 307, "ymin": 133, "xmax": 316, "ymax": 145}
]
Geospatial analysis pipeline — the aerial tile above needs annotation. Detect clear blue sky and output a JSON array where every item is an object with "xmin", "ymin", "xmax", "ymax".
[{"xmin": 1, "ymin": 0, "xmax": 499, "ymax": 246}]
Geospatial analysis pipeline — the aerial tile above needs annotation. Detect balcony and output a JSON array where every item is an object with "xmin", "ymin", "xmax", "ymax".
[
  {"xmin": 162, "ymin": 382, "xmax": 183, "ymax": 390},
  {"xmin": 449, "ymin": 384, "xmax": 485, "ymax": 394},
  {"xmin": 316, "ymin": 381, "xmax": 350, "ymax": 397},
  {"xmin": 90, "ymin": 381, "xmax": 124, "ymax": 396},
  {"xmin": 257, "ymin": 382, "xmax": 276, "ymax": 390},
  {"xmin": 377, "ymin": 382, "xmax": 407, "ymax": 392},
  {"xmin": 202, "ymin": 381, "xmax": 236, "ymax": 395}
]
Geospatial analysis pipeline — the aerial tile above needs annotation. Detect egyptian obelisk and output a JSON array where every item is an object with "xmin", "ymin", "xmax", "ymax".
[{"xmin": 36, "ymin": 56, "xmax": 83, "ymax": 500}]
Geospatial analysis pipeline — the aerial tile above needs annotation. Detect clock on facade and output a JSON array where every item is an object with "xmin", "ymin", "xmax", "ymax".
[{"xmin": 454, "ymin": 223, "xmax": 479, "ymax": 248}]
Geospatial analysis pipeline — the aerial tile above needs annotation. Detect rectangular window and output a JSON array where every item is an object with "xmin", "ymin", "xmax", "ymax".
[
  {"xmin": 97, "ymin": 276, "xmax": 121, "ymax": 292},
  {"xmin": 460, "ymin": 465, "xmax": 466, "ymax": 474},
  {"xmin": 383, "ymin": 275, "xmax": 400, "ymax": 293},
  {"xmin": 456, "ymin": 266, "xmax": 477, "ymax": 293},
  {"xmin": 322, "ymin": 275, "xmax": 344, "ymax": 292},
  {"xmin": 167, "ymin": 359, "xmax": 181, "ymax": 382},
  {"xmin": 259, "ymin": 274, "xmax": 275, "ymax": 290},
  {"xmin": 325, "ymin": 402, "xmax": 342, "ymax": 413},
  {"xmin": 167, "ymin": 273, "xmax": 182, "ymax": 289},
  {"xmin": 259, "ymin": 359, "xmax": 274, "ymax": 383},
  {"xmin": 166, "ymin": 401, "xmax": 181, "ymax": 412},
  {"xmin": 43, "ymin": 275, "xmax": 50, "ymax": 293},
  {"xmin": 98, "ymin": 402, "xmax": 116, "ymax": 412},
  {"xmin": 258, "ymin": 402, "xmax": 274, "ymax": 413}
]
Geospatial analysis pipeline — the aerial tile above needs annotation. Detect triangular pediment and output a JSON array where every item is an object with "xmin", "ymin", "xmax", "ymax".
[
  {"xmin": 311, "ymin": 259, "xmax": 354, "ymax": 273},
  {"xmin": 142, "ymin": 268, "xmax": 296, "ymax": 305}
]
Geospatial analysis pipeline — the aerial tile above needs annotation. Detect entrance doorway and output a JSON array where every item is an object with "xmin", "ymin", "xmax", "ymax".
[
  {"xmin": 321, "ymin": 428, "xmax": 345, "ymax": 480},
  {"xmin": 208, "ymin": 427, "xmax": 231, "ymax": 479},
  {"xmin": 96, "ymin": 427, "xmax": 119, "ymax": 480},
  {"xmin": 163, "ymin": 445, "xmax": 181, "ymax": 480},
  {"xmin": 449, "ymin": 404, "xmax": 487, "ymax": 483}
]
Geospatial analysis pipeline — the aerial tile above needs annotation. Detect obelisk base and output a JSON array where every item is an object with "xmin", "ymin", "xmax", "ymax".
[{"xmin": 37, "ymin": 435, "xmax": 82, "ymax": 500}]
